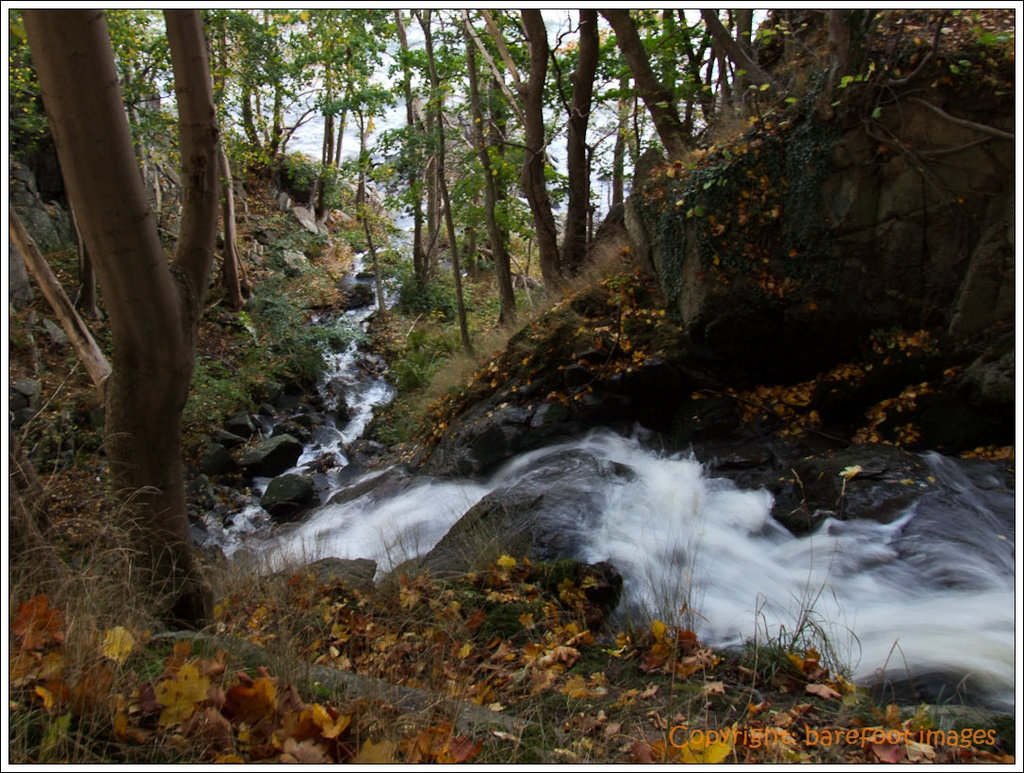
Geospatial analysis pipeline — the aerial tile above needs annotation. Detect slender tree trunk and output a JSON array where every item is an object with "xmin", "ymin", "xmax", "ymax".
[
  {"xmin": 70, "ymin": 202, "xmax": 99, "ymax": 318},
  {"xmin": 464, "ymin": 15, "xmax": 516, "ymax": 325},
  {"xmin": 395, "ymin": 10, "xmax": 427, "ymax": 287},
  {"xmin": 24, "ymin": 9, "xmax": 219, "ymax": 626},
  {"xmin": 418, "ymin": 10, "xmax": 472, "ymax": 354},
  {"xmin": 218, "ymin": 146, "xmax": 246, "ymax": 309},
  {"xmin": 700, "ymin": 9, "xmax": 775, "ymax": 89},
  {"xmin": 560, "ymin": 9, "xmax": 599, "ymax": 275},
  {"xmin": 519, "ymin": 9, "xmax": 562, "ymax": 289},
  {"xmin": 601, "ymin": 9, "xmax": 691, "ymax": 161},
  {"xmin": 11, "ymin": 211, "xmax": 111, "ymax": 392}
]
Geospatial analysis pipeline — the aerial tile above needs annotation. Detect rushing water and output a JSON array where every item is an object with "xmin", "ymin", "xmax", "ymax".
[{"xmin": 236, "ymin": 428, "xmax": 1015, "ymax": 710}]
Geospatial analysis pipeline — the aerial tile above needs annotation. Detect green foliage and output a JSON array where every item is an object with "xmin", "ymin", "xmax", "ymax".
[{"xmin": 397, "ymin": 271, "xmax": 458, "ymax": 320}]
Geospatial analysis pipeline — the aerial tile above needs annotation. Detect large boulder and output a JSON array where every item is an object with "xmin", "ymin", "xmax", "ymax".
[
  {"xmin": 627, "ymin": 92, "xmax": 1014, "ymax": 383},
  {"xmin": 417, "ymin": 448, "xmax": 636, "ymax": 577},
  {"xmin": 260, "ymin": 473, "xmax": 316, "ymax": 521}
]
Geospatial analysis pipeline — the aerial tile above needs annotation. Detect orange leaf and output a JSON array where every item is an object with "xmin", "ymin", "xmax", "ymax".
[
  {"xmin": 224, "ymin": 675, "xmax": 277, "ymax": 725},
  {"xmin": 13, "ymin": 595, "xmax": 65, "ymax": 650},
  {"xmin": 871, "ymin": 741, "xmax": 906, "ymax": 763}
]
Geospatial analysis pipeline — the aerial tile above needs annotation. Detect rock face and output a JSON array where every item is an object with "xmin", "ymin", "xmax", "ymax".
[
  {"xmin": 10, "ymin": 161, "xmax": 73, "ymax": 253},
  {"xmin": 626, "ymin": 89, "xmax": 1015, "ymax": 385}
]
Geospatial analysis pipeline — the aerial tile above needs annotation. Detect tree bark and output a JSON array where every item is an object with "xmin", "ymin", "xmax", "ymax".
[
  {"xmin": 10, "ymin": 211, "xmax": 111, "ymax": 393},
  {"xmin": 218, "ymin": 145, "xmax": 247, "ymax": 309},
  {"xmin": 700, "ymin": 9, "xmax": 775, "ymax": 89},
  {"xmin": 395, "ymin": 10, "xmax": 428, "ymax": 287},
  {"xmin": 519, "ymin": 9, "xmax": 562, "ymax": 289},
  {"xmin": 418, "ymin": 10, "xmax": 472, "ymax": 354},
  {"xmin": 24, "ymin": 9, "xmax": 218, "ymax": 626},
  {"xmin": 601, "ymin": 9, "xmax": 691, "ymax": 161},
  {"xmin": 560, "ymin": 9, "xmax": 599, "ymax": 275},
  {"xmin": 464, "ymin": 13, "xmax": 516, "ymax": 325}
]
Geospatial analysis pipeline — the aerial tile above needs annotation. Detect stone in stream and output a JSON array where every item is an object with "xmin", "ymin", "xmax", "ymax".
[
  {"xmin": 235, "ymin": 433, "xmax": 303, "ymax": 477},
  {"xmin": 260, "ymin": 473, "xmax": 316, "ymax": 521}
]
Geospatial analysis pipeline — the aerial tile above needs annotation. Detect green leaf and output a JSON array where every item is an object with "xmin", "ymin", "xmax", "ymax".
[
  {"xmin": 871, "ymin": 107, "xmax": 883, "ymax": 120},
  {"xmin": 949, "ymin": 63, "xmax": 960, "ymax": 74},
  {"xmin": 759, "ymin": 82, "xmax": 771, "ymax": 91},
  {"xmin": 785, "ymin": 97, "xmax": 799, "ymax": 104},
  {"xmin": 693, "ymin": 204, "xmax": 706, "ymax": 217}
]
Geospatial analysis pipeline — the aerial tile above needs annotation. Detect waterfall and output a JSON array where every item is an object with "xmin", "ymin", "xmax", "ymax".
[{"xmin": 245, "ymin": 430, "xmax": 1015, "ymax": 710}]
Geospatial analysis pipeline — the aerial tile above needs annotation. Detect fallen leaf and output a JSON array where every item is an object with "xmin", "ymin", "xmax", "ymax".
[
  {"xmin": 155, "ymin": 662, "xmax": 211, "ymax": 727},
  {"xmin": 102, "ymin": 626, "xmax": 137, "ymax": 664},
  {"xmin": 871, "ymin": 740, "xmax": 905, "ymax": 763},
  {"xmin": 13, "ymin": 595, "xmax": 65, "ymax": 650},
  {"xmin": 906, "ymin": 740, "xmax": 936, "ymax": 762},
  {"xmin": 280, "ymin": 736, "xmax": 331, "ymax": 763},
  {"xmin": 805, "ymin": 683, "xmax": 841, "ymax": 700},
  {"xmin": 703, "ymin": 681, "xmax": 726, "ymax": 695},
  {"xmin": 353, "ymin": 738, "xmax": 398, "ymax": 764}
]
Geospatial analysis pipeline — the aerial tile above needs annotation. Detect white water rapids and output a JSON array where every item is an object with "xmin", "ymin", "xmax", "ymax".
[{"xmin": 233, "ymin": 430, "xmax": 1015, "ymax": 710}]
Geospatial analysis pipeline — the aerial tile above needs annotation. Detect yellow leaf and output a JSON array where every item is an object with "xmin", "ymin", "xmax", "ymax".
[
  {"xmin": 353, "ymin": 738, "xmax": 398, "ymax": 764},
  {"xmin": 650, "ymin": 619, "xmax": 667, "ymax": 643},
  {"xmin": 102, "ymin": 626, "xmax": 137, "ymax": 664},
  {"xmin": 679, "ymin": 733, "xmax": 733, "ymax": 764},
  {"xmin": 496, "ymin": 554, "xmax": 517, "ymax": 570},
  {"xmin": 312, "ymin": 703, "xmax": 351, "ymax": 739},
  {"xmin": 457, "ymin": 642, "xmax": 472, "ymax": 659},
  {"xmin": 155, "ymin": 663, "xmax": 210, "ymax": 727},
  {"xmin": 838, "ymin": 465, "xmax": 863, "ymax": 480}
]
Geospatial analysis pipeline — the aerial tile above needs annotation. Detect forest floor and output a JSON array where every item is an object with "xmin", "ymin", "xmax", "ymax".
[{"xmin": 7, "ymin": 180, "xmax": 1015, "ymax": 765}]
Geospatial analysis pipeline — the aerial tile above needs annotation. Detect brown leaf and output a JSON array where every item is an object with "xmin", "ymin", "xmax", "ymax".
[
  {"xmin": 630, "ymin": 739, "xmax": 654, "ymax": 764},
  {"xmin": 280, "ymin": 736, "xmax": 332, "ymax": 764},
  {"xmin": 871, "ymin": 740, "xmax": 906, "ymax": 763},
  {"xmin": 805, "ymin": 682, "xmax": 841, "ymax": 700},
  {"xmin": 13, "ymin": 595, "xmax": 65, "ymax": 650}
]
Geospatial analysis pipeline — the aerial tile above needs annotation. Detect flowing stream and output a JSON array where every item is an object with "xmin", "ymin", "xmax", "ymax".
[{"xmin": 205, "ymin": 243, "xmax": 1016, "ymax": 712}]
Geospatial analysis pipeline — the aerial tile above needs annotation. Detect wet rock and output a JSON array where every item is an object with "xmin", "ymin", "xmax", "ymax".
[
  {"xmin": 261, "ymin": 473, "xmax": 315, "ymax": 521},
  {"xmin": 417, "ymin": 449, "xmax": 636, "ymax": 577},
  {"xmin": 235, "ymin": 434, "xmax": 303, "ymax": 477},
  {"xmin": 771, "ymin": 444, "xmax": 931, "ymax": 534}
]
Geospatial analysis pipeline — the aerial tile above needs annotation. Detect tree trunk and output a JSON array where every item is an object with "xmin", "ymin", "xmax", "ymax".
[
  {"xmin": 70, "ymin": 202, "xmax": 99, "ymax": 318},
  {"xmin": 519, "ymin": 9, "xmax": 562, "ymax": 290},
  {"xmin": 395, "ymin": 10, "xmax": 427, "ymax": 287},
  {"xmin": 601, "ymin": 9, "xmax": 691, "ymax": 162},
  {"xmin": 418, "ymin": 10, "xmax": 472, "ymax": 354},
  {"xmin": 24, "ymin": 9, "xmax": 219, "ymax": 627},
  {"xmin": 10, "ymin": 211, "xmax": 111, "ymax": 393},
  {"xmin": 218, "ymin": 145, "xmax": 247, "ymax": 309},
  {"xmin": 700, "ymin": 9, "xmax": 775, "ymax": 90},
  {"xmin": 464, "ymin": 14, "xmax": 516, "ymax": 325},
  {"xmin": 560, "ymin": 9, "xmax": 599, "ymax": 276}
]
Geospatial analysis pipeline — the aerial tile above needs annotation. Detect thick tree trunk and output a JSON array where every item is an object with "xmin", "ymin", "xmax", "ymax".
[
  {"xmin": 24, "ymin": 9, "xmax": 218, "ymax": 626},
  {"xmin": 601, "ymin": 9, "xmax": 691, "ymax": 162},
  {"xmin": 519, "ymin": 9, "xmax": 562, "ymax": 289},
  {"xmin": 560, "ymin": 9, "xmax": 599, "ymax": 275},
  {"xmin": 464, "ymin": 15, "xmax": 516, "ymax": 325}
]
